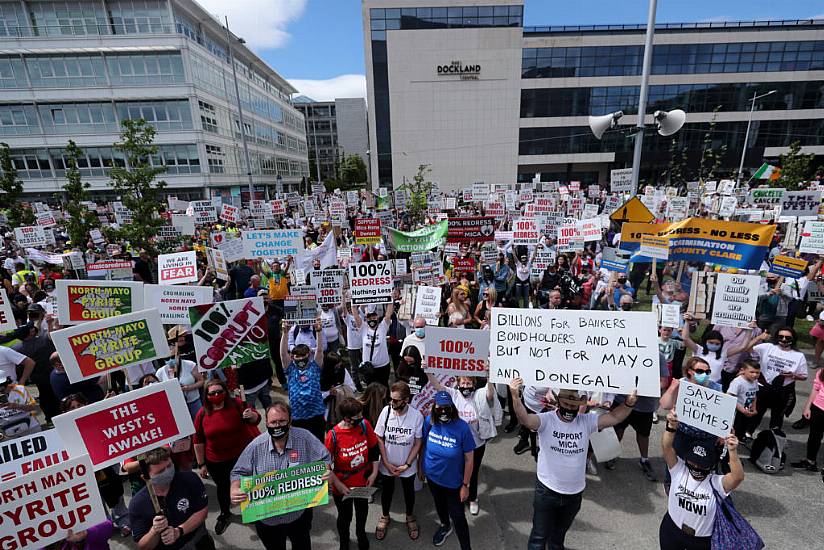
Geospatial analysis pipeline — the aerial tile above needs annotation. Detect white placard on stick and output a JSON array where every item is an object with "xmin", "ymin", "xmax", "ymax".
[
  {"xmin": 657, "ymin": 303, "xmax": 682, "ymax": 329},
  {"xmin": 0, "ymin": 429, "xmax": 68, "ymax": 482},
  {"xmin": 143, "ymin": 284, "xmax": 214, "ymax": 324},
  {"xmin": 711, "ymin": 273, "xmax": 760, "ymax": 329},
  {"xmin": 349, "ymin": 261, "xmax": 393, "ymax": 305},
  {"xmin": 489, "ymin": 308, "xmax": 661, "ymax": 396},
  {"xmin": 157, "ymin": 250, "xmax": 198, "ymax": 285},
  {"xmin": 0, "ymin": 287, "xmax": 16, "ymax": 333},
  {"xmin": 424, "ymin": 327, "xmax": 489, "ymax": 377},
  {"xmin": 14, "ymin": 226, "xmax": 47, "ymax": 247},
  {"xmin": 414, "ymin": 286, "xmax": 442, "ymax": 326},
  {"xmin": 242, "ymin": 229, "xmax": 305, "ymax": 259},
  {"xmin": 675, "ymin": 379, "xmax": 736, "ymax": 438}
]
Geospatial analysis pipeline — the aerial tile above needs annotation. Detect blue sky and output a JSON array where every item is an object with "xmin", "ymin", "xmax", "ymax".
[{"xmin": 198, "ymin": 0, "xmax": 824, "ymax": 100}]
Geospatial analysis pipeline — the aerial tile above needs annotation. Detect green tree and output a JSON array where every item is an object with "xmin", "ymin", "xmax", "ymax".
[
  {"xmin": 60, "ymin": 140, "xmax": 99, "ymax": 246},
  {"xmin": 339, "ymin": 154, "xmax": 368, "ymax": 189},
  {"xmin": 105, "ymin": 119, "xmax": 167, "ymax": 254},
  {"xmin": 697, "ymin": 106, "xmax": 727, "ymax": 183},
  {"xmin": 773, "ymin": 140, "xmax": 815, "ymax": 191},
  {"xmin": 400, "ymin": 164, "xmax": 433, "ymax": 228},
  {"xmin": 665, "ymin": 136, "xmax": 687, "ymax": 190},
  {"xmin": 0, "ymin": 142, "xmax": 34, "ymax": 227}
]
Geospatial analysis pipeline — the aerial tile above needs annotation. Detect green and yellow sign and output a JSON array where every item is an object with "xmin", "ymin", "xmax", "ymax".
[{"xmin": 239, "ymin": 461, "xmax": 329, "ymax": 523}]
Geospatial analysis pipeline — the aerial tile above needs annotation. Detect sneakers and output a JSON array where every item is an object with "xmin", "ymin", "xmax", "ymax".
[
  {"xmin": 640, "ymin": 460, "xmax": 658, "ymax": 481},
  {"xmin": 651, "ymin": 414, "xmax": 659, "ymax": 424},
  {"xmin": 790, "ymin": 459, "xmax": 818, "ymax": 472},
  {"xmin": 215, "ymin": 514, "xmax": 231, "ymax": 536},
  {"xmin": 513, "ymin": 439, "xmax": 531, "ymax": 455},
  {"xmin": 432, "ymin": 524, "xmax": 453, "ymax": 546},
  {"xmin": 469, "ymin": 501, "xmax": 479, "ymax": 515},
  {"xmin": 604, "ymin": 458, "xmax": 617, "ymax": 470},
  {"xmin": 586, "ymin": 457, "xmax": 598, "ymax": 475},
  {"xmin": 792, "ymin": 418, "xmax": 810, "ymax": 430},
  {"xmin": 806, "ymin": 315, "xmax": 815, "ymax": 321}
]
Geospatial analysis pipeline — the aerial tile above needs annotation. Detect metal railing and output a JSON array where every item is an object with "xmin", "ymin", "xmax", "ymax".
[{"xmin": 524, "ymin": 18, "xmax": 824, "ymax": 34}]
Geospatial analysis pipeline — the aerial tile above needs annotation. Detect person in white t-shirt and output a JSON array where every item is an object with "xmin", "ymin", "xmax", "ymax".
[
  {"xmin": 509, "ymin": 378, "xmax": 637, "ymax": 550},
  {"xmin": 726, "ymin": 360, "xmax": 760, "ymax": 439},
  {"xmin": 353, "ymin": 302, "xmax": 395, "ymax": 388},
  {"xmin": 374, "ymin": 381, "xmax": 424, "ymax": 542},
  {"xmin": 659, "ymin": 411, "xmax": 744, "ymax": 549},
  {"xmin": 342, "ymin": 303, "xmax": 364, "ymax": 392},
  {"xmin": 400, "ymin": 316, "xmax": 427, "ymax": 361}
]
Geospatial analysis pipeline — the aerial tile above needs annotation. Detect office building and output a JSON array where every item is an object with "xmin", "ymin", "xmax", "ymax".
[
  {"xmin": 294, "ymin": 96, "xmax": 369, "ymax": 183},
  {"xmin": 0, "ymin": 0, "xmax": 310, "ymax": 201},
  {"xmin": 362, "ymin": 0, "xmax": 824, "ymax": 190}
]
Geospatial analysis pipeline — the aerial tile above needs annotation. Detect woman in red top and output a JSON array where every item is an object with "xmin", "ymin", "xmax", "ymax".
[
  {"xmin": 193, "ymin": 379, "xmax": 260, "ymax": 536},
  {"xmin": 326, "ymin": 397, "xmax": 379, "ymax": 550}
]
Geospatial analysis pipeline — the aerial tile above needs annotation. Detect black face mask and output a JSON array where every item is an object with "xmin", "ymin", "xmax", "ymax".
[
  {"xmin": 459, "ymin": 387, "xmax": 474, "ymax": 397},
  {"xmin": 391, "ymin": 401, "xmax": 407, "ymax": 411},
  {"xmin": 687, "ymin": 465, "xmax": 711, "ymax": 480},
  {"xmin": 557, "ymin": 406, "xmax": 579, "ymax": 422},
  {"xmin": 268, "ymin": 425, "xmax": 289, "ymax": 440},
  {"xmin": 367, "ymin": 319, "xmax": 379, "ymax": 328},
  {"xmin": 437, "ymin": 413, "xmax": 451, "ymax": 423},
  {"xmin": 294, "ymin": 357, "xmax": 309, "ymax": 369}
]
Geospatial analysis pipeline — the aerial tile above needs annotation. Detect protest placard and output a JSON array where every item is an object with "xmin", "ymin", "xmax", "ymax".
[
  {"xmin": 0, "ymin": 287, "xmax": 16, "ymax": 332},
  {"xmin": 354, "ymin": 219, "xmax": 382, "ymax": 245},
  {"xmin": 556, "ymin": 224, "xmax": 581, "ymax": 251},
  {"xmin": 513, "ymin": 218, "xmax": 540, "ymax": 246},
  {"xmin": 55, "ymin": 280, "xmax": 144, "ymax": 325},
  {"xmin": 711, "ymin": 273, "xmax": 760, "ymax": 329},
  {"xmin": 424, "ymin": 327, "xmax": 489, "ymax": 377},
  {"xmin": 52, "ymin": 308, "xmax": 170, "ymax": 383},
  {"xmin": 0, "ymin": 454, "xmax": 107, "ymax": 550},
  {"xmin": 221, "ymin": 203, "xmax": 239, "ymax": 223},
  {"xmin": 171, "ymin": 213, "xmax": 196, "ymax": 235},
  {"xmin": 414, "ymin": 285, "xmax": 442, "ymax": 325},
  {"xmin": 0, "ymin": 429, "xmax": 68, "ymax": 483},
  {"xmin": 385, "ymin": 221, "xmax": 448, "ymax": 252},
  {"xmin": 799, "ymin": 220, "xmax": 824, "ymax": 254},
  {"xmin": 447, "ymin": 217, "xmax": 495, "ymax": 243},
  {"xmin": 143, "ymin": 284, "xmax": 214, "ymax": 324},
  {"xmin": 190, "ymin": 297, "xmax": 268, "ymax": 369},
  {"xmin": 53, "ymin": 380, "xmax": 194, "ymax": 469},
  {"xmin": 14, "ymin": 226, "xmax": 47, "ymax": 247},
  {"xmin": 486, "ymin": 201, "xmax": 505, "ymax": 217},
  {"xmin": 189, "ymin": 200, "xmax": 217, "ymax": 223},
  {"xmin": 35, "ymin": 210, "xmax": 57, "ymax": 227},
  {"xmin": 349, "ymin": 261, "xmax": 393, "ymax": 305},
  {"xmin": 312, "ymin": 269, "xmax": 345, "ymax": 306},
  {"xmin": 748, "ymin": 188, "xmax": 785, "ymax": 206},
  {"xmin": 239, "ymin": 461, "xmax": 329, "ymax": 523},
  {"xmin": 675, "ymin": 380, "xmax": 736, "ymax": 438},
  {"xmin": 86, "ymin": 259, "xmax": 133, "ymax": 280},
  {"xmin": 639, "ymin": 234, "xmax": 670, "ymax": 260},
  {"xmin": 601, "ymin": 247, "xmax": 630, "ymax": 273},
  {"xmin": 242, "ymin": 229, "xmax": 305, "ymax": 259},
  {"xmin": 451, "ymin": 257, "xmax": 475, "ymax": 275},
  {"xmin": 656, "ymin": 303, "xmax": 682, "ymax": 329},
  {"xmin": 489, "ymin": 308, "xmax": 661, "ymax": 396},
  {"xmin": 769, "ymin": 255, "xmax": 808, "ymax": 279},
  {"xmin": 781, "ymin": 190, "xmax": 821, "ymax": 217},
  {"xmin": 284, "ymin": 285, "xmax": 319, "ymax": 323},
  {"xmin": 207, "ymin": 247, "xmax": 229, "ymax": 281},
  {"xmin": 576, "ymin": 218, "xmax": 602, "ymax": 242},
  {"xmin": 610, "ymin": 168, "xmax": 633, "ymax": 193},
  {"xmin": 157, "ymin": 250, "xmax": 198, "ymax": 285},
  {"xmin": 216, "ymin": 236, "xmax": 245, "ymax": 263}
]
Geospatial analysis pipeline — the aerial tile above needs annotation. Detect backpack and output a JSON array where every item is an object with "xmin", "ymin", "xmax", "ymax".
[{"xmin": 749, "ymin": 428, "xmax": 786, "ymax": 474}]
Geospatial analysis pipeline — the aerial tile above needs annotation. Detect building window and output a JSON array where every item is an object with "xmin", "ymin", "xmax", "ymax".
[
  {"xmin": 153, "ymin": 144, "xmax": 201, "ymax": 174},
  {"xmin": 0, "ymin": 105, "xmax": 39, "ymax": 135},
  {"xmin": 198, "ymin": 100, "xmax": 218, "ymax": 133},
  {"xmin": 0, "ymin": 57, "xmax": 27, "ymax": 88},
  {"xmin": 205, "ymin": 144, "xmax": 224, "ymax": 173},
  {"xmin": 108, "ymin": 0, "xmax": 170, "ymax": 34},
  {"xmin": 26, "ymin": 55, "xmax": 108, "ymax": 87},
  {"xmin": 106, "ymin": 53, "xmax": 185, "ymax": 85},
  {"xmin": 29, "ymin": 1, "xmax": 110, "ymax": 36},
  {"xmin": 0, "ymin": 2, "xmax": 30, "ymax": 37},
  {"xmin": 38, "ymin": 102, "xmax": 118, "ymax": 134},
  {"xmin": 116, "ymin": 100, "xmax": 193, "ymax": 131}
]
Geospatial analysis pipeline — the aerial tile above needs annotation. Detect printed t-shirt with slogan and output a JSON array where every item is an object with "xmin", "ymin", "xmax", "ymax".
[
  {"xmin": 422, "ymin": 417, "xmax": 476, "ymax": 489},
  {"xmin": 667, "ymin": 459, "xmax": 729, "ymax": 536},
  {"xmin": 751, "ymin": 343, "xmax": 807, "ymax": 387},
  {"xmin": 536, "ymin": 411, "xmax": 599, "ymax": 495},
  {"xmin": 727, "ymin": 377, "xmax": 758, "ymax": 408},
  {"xmin": 375, "ymin": 405, "xmax": 424, "ymax": 477},
  {"xmin": 325, "ymin": 420, "xmax": 379, "ymax": 494}
]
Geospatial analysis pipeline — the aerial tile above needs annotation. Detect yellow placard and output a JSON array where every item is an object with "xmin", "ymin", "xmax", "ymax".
[{"xmin": 609, "ymin": 196, "xmax": 655, "ymax": 224}]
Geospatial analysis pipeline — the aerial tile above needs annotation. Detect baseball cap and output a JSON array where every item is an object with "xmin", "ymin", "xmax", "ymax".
[
  {"xmin": 27, "ymin": 303, "xmax": 45, "ymax": 314},
  {"xmin": 684, "ymin": 441, "xmax": 718, "ymax": 470},
  {"xmin": 433, "ymin": 391, "xmax": 454, "ymax": 407}
]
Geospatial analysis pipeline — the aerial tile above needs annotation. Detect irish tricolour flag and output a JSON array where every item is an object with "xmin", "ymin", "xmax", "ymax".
[{"xmin": 753, "ymin": 162, "xmax": 781, "ymax": 180}]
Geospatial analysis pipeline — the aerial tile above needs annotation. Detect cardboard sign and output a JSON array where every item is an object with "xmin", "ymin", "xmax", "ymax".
[
  {"xmin": 221, "ymin": 203, "xmax": 239, "ymax": 223},
  {"xmin": 769, "ymin": 255, "xmax": 808, "ymax": 279},
  {"xmin": 207, "ymin": 247, "xmax": 229, "ymax": 281},
  {"xmin": 242, "ymin": 230, "xmax": 305, "ymax": 259},
  {"xmin": 354, "ymin": 219, "xmax": 382, "ymax": 245},
  {"xmin": 0, "ymin": 429, "xmax": 68, "ymax": 483},
  {"xmin": 143, "ymin": 284, "xmax": 214, "ymax": 324},
  {"xmin": 675, "ymin": 380, "xmax": 736, "ymax": 438},
  {"xmin": 35, "ymin": 210, "xmax": 57, "ymax": 227},
  {"xmin": 486, "ymin": 201, "xmax": 505, "ymax": 217},
  {"xmin": 0, "ymin": 287, "xmax": 16, "ymax": 333},
  {"xmin": 601, "ymin": 247, "xmax": 630, "ymax": 273},
  {"xmin": 656, "ymin": 303, "xmax": 682, "ymax": 329},
  {"xmin": 799, "ymin": 220, "xmax": 824, "ymax": 254},
  {"xmin": 576, "ymin": 218, "xmax": 602, "ymax": 242},
  {"xmin": 0, "ymin": 454, "xmax": 107, "ymax": 549},
  {"xmin": 639, "ymin": 234, "xmax": 670, "ymax": 260},
  {"xmin": 489, "ymin": 308, "xmax": 661, "ymax": 396},
  {"xmin": 711, "ymin": 273, "xmax": 760, "ymax": 329},
  {"xmin": 513, "ymin": 218, "xmax": 540, "ymax": 246},
  {"xmin": 312, "ymin": 269, "xmax": 345, "ymax": 306},
  {"xmin": 240, "ymin": 462, "xmax": 329, "ymax": 523},
  {"xmin": 53, "ymin": 381, "xmax": 194, "ymax": 470},
  {"xmin": 424, "ymin": 327, "xmax": 489, "ymax": 377},
  {"xmin": 748, "ymin": 188, "xmax": 785, "ymax": 206},
  {"xmin": 414, "ymin": 286, "xmax": 442, "ymax": 325},
  {"xmin": 447, "ymin": 217, "xmax": 495, "ymax": 243},
  {"xmin": 158, "ymin": 251, "xmax": 198, "ymax": 285},
  {"xmin": 55, "ymin": 280, "xmax": 144, "ymax": 325},
  {"xmin": 190, "ymin": 200, "xmax": 217, "ymax": 223},
  {"xmin": 14, "ymin": 226, "xmax": 47, "ymax": 247},
  {"xmin": 610, "ymin": 168, "xmax": 634, "ymax": 193},
  {"xmin": 52, "ymin": 308, "xmax": 170, "ymax": 383},
  {"xmin": 190, "ymin": 297, "xmax": 269, "ymax": 369},
  {"xmin": 284, "ymin": 285, "xmax": 319, "ymax": 323},
  {"xmin": 451, "ymin": 257, "xmax": 475, "ymax": 275},
  {"xmin": 217, "ymin": 237, "xmax": 245, "ymax": 263},
  {"xmin": 349, "ymin": 261, "xmax": 393, "ymax": 305},
  {"xmin": 781, "ymin": 190, "xmax": 821, "ymax": 217}
]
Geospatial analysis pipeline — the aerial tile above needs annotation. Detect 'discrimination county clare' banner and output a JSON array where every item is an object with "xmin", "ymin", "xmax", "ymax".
[
  {"xmin": 385, "ymin": 221, "xmax": 448, "ymax": 252},
  {"xmin": 619, "ymin": 217, "xmax": 776, "ymax": 270},
  {"xmin": 240, "ymin": 461, "xmax": 329, "ymax": 523},
  {"xmin": 190, "ymin": 297, "xmax": 269, "ymax": 370},
  {"xmin": 56, "ymin": 279, "xmax": 144, "ymax": 325}
]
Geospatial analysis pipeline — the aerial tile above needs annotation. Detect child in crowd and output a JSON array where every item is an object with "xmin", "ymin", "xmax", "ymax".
[{"xmin": 726, "ymin": 359, "xmax": 760, "ymax": 440}]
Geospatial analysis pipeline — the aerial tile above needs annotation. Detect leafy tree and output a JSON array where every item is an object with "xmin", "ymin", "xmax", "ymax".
[
  {"xmin": 60, "ymin": 140, "xmax": 99, "ymax": 246},
  {"xmin": 665, "ymin": 136, "xmax": 687, "ymax": 190},
  {"xmin": 697, "ymin": 106, "xmax": 727, "ymax": 183},
  {"xmin": 400, "ymin": 164, "xmax": 433, "ymax": 228},
  {"xmin": 105, "ymin": 119, "xmax": 167, "ymax": 254},
  {"xmin": 339, "ymin": 154, "xmax": 368, "ymax": 189},
  {"xmin": 0, "ymin": 142, "xmax": 34, "ymax": 227},
  {"xmin": 773, "ymin": 140, "xmax": 815, "ymax": 191}
]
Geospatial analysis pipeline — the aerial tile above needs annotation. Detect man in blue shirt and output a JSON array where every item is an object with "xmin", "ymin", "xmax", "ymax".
[{"xmin": 279, "ymin": 319, "xmax": 326, "ymax": 441}]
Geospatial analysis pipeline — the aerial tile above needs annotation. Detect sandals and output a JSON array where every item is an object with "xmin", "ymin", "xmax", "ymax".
[
  {"xmin": 406, "ymin": 515, "xmax": 419, "ymax": 541},
  {"xmin": 375, "ymin": 515, "xmax": 390, "ymax": 541}
]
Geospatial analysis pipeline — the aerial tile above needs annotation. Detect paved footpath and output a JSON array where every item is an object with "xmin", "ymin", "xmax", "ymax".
[{"xmin": 110, "ymin": 372, "xmax": 821, "ymax": 549}]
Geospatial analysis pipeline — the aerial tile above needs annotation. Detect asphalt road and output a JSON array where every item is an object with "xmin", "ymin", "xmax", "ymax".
[{"xmin": 109, "ymin": 374, "xmax": 822, "ymax": 550}]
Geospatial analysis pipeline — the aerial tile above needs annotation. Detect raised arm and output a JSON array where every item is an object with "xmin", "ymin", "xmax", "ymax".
[
  {"xmin": 661, "ymin": 410, "xmax": 679, "ymax": 469},
  {"xmin": 680, "ymin": 314, "xmax": 701, "ymax": 352},
  {"xmin": 352, "ymin": 303, "xmax": 363, "ymax": 329},
  {"xmin": 508, "ymin": 378, "xmax": 540, "ymax": 431},
  {"xmin": 280, "ymin": 321, "xmax": 292, "ymax": 369},
  {"xmin": 314, "ymin": 318, "xmax": 325, "ymax": 365},
  {"xmin": 383, "ymin": 301, "xmax": 395, "ymax": 324},
  {"xmin": 728, "ymin": 330, "xmax": 770, "ymax": 357},
  {"xmin": 597, "ymin": 391, "xmax": 637, "ymax": 430},
  {"xmin": 721, "ymin": 433, "xmax": 745, "ymax": 492}
]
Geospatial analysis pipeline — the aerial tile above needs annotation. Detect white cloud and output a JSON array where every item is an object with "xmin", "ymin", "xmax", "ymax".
[
  {"xmin": 288, "ymin": 74, "xmax": 367, "ymax": 101},
  {"xmin": 196, "ymin": 0, "xmax": 308, "ymax": 50}
]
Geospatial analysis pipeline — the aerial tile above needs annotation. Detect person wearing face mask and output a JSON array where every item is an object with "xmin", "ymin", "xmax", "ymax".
[
  {"xmin": 320, "ymin": 303, "xmax": 343, "ymax": 353},
  {"xmin": 420, "ymin": 391, "xmax": 475, "ymax": 550},
  {"xmin": 374, "ymin": 381, "xmax": 424, "ymax": 542},
  {"xmin": 280, "ymin": 320, "xmax": 327, "ymax": 441},
  {"xmin": 352, "ymin": 302, "xmax": 395, "ymax": 389},
  {"xmin": 430, "ymin": 374, "xmax": 500, "ymax": 515},
  {"xmin": 193, "ymin": 379, "xmax": 261, "ymax": 535},
  {"xmin": 401, "ymin": 316, "xmax": 427, "ymax": 362},
  {"xmin": 129, "ymin": 446, "xmax": 213, "ymax": 550},
  {"xmin": 611, "ymin": 274, "xmax": 634, "ymax": 307},
  {"xmin": 659, "ymin": 412, "xmax": 744, "ymax": 550},
  {"xmin": 508, "ymin": 378, "xmax": 637, "ymax": 550},
  {"xmin": 231, "ymin": 400, "xmax": 332, "ymax": 550},
  {"xmin": 397, "ymin": 346, "xmax": 429, "ymax": 402},
  {"xmin": 342, "ymin": 303, "xmax": 365, "ymax": 392}
]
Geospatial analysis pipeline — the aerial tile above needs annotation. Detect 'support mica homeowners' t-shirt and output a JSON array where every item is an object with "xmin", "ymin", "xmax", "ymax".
[
  {"xmin": 536, "ymin": 411, "xmax": 599, "ymax": 495},
  {"xmin": 752, "ymin": 343, "xmax": 807, "ymax": 386},
  {"xmin": 375, "ymin": 405, "xmax": 424, "ymax": 477}
]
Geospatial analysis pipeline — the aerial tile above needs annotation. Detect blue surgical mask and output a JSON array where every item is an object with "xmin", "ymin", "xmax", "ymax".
[
  {"xmin": 415, "ymin": 328, "xmax": 425, "ymax": 338},
  {"xmin": 694, "ymin": 372, "xmax": 709, "ymax": 384},
  {"xmin": 706, "ymin": 343, "xmax": 721, "ymax": 352}
]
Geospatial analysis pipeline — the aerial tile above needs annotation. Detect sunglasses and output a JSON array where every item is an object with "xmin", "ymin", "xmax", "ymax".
[
  {"xmin": 390, "ymin": 398, "xmax": 406, "ymax": 405},
  {"xmin": 433, "ymin": 407, "xmax": 452, "ymax": 415},
  {"xmin": 207, "ymin": 389, "xmax": 225, "ymax": 396},
  {"xmin": 692, "ymin": 368, "xmax": 710, "ymax": 375},
  {"xmin": 778, "ymin": 336, "xmax": 793, "ymax": 341}
]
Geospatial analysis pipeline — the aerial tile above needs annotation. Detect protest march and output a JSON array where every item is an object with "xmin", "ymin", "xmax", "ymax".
[{"xmin": 1, "ymin": 176, "xmax": 824, "ymax": 550}]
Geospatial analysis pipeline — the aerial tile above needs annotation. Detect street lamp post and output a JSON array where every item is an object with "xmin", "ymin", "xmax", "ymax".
[
  {"xmin": 629, "ymin": 0, "xmax": 658, "ymax": 196},
  {"xmin": 736, "ymin": 89, "xmax": 777, "ymax": 186},
  {"xmin": 224, "ymin": 17, "xmax": 256, "ymax": 205}
]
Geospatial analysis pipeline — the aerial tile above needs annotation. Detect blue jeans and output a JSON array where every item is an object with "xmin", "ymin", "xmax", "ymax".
[
  {"xmin": 528, "ymin": 480, "xmax": 583, "ymax": 550},
  {"xmin": 186, "ymin": 398, "xmax": 202, "ymax": 420},
  {"xmin": 245, "ymin": 381, "xmax": 273, "ymax": 410}
]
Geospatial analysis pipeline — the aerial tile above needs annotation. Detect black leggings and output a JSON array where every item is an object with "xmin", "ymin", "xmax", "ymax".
[
  {"xmin": 806, "ymin": 404, "xmax": 824, "ymax": 462},
  {"xmin": 380, "ymin": 474, "xmax": 415, "ymax": 516},
  {"xmin": 293, "ymin": 414, "xmax": 327, "ymax": 442},
  {"xmin": 750, "ymin": 382, "xmax": 794, "ymax": 431},
  {"xmin": 429, "ymin": 481, "xmax": 471, "ymax": 550},
  {"xmin": 659, "ymin": 513, "xmax": 711, "ymax": 550},
  {"xmin": 333, "ymin": 493, "xmax": 369, "ymax": 541},
  {"xmin": 205, "ymin": 459, "xmax": 235, "ymax": 517},
  {"xmin": 468, "ymin": 444, "xmax": 486, "ymax": 502}
]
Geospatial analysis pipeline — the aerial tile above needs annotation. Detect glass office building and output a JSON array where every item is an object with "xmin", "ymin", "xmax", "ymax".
[
  {"xmin": 363, "ymin": 0, "xmax": 824, "ymax": 190},
  {"xmin": 0, "ymin": 0, "xmax": 309, "ymax": 200}
]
